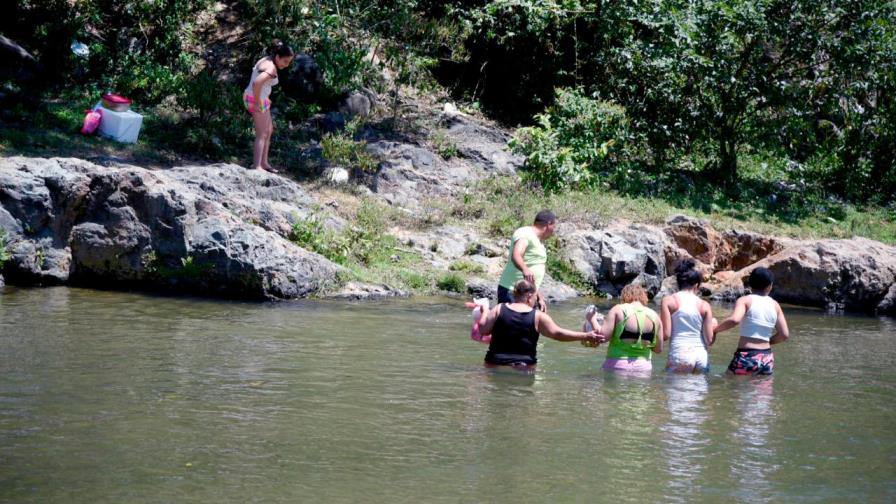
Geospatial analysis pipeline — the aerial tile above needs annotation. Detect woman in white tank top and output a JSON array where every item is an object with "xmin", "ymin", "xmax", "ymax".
[
  {"xmin": 661, "ymin": 259, "xmax": 717, "ymax": 373},
  {"xmin": 714, "ymin": 267, "xmax": 790, "ymax": 376},
  {"xmin": 243, "ymin": 39, "xmax": 294, "ymax": 173}
]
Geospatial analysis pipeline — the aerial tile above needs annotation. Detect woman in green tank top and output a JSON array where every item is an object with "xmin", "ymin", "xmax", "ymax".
[{"xmin": 598, "ymin": 285, "xmax": 663, "ymax": 375}]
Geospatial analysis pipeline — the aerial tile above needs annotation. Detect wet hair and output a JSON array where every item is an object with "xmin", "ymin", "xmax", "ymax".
[
  {"xmin": 620, "ymin": 284, "xmax": 648, "ymax": 304},
  {"xmin": 269, "ymin": 39, "xmax": 295, "ymax": 60},
  {"xmin": 512, "ymin": 279, "xmax": 536, "ymax": 301},
  {"xmin": 748, "ymin": 267, "xmax": 774, "ymax": 292},
  {"xmin": 674, "ymin": 258, "xmax": 702, "ymax": 289},
  {"xmin": 534, "ymin": 209, "xmax": 557, "ymax": 226}
]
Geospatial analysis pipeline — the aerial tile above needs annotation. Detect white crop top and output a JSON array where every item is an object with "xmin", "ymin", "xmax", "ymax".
[{"xmin": 740, "ymin": 294, "xmax": 778, "ymax": 341}]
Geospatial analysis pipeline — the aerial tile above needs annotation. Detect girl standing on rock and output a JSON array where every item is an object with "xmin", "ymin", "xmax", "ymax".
[
  {"xmin": 662, "ymin": 259, "xmax": 717, "ymax": 373},
  {"xmin": 714, "ymin": 267, "xmax": 790, "ymax": 376},
  {"xmin": 243, "ymin": 39, "xmax": 294, "ymax": 173}
]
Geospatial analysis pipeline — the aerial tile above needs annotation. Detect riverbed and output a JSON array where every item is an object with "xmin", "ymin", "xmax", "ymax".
[{"xmin": 1, "ymin": 287, "xmax": 894, "ymax": 502}]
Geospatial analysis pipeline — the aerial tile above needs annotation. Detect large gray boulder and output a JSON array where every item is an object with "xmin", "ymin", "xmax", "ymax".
[
  {"xmin": 757, "ymin": 238, "xmax": 896, "ymax": 314},
  {"xmin": 440, "ymin": 113, "xmax": 524, "ymax": 175},
  {"xmin": 562, "ymin": 223, "xmax": 668, "ymax": 297},
  {"xmin": 366, "ymin": 141, "xmax": 452, "ymax": 209},
  {"xmin": 360, "ymin": 113, "xmax": 523, "ymax": 212},
  {"xmin": 0, "ymin": 157, "xmax": 342, "ymax": 299},
  {"xmin": 711, "ymin": 238, "xmax": 896, "ymax": 314}
]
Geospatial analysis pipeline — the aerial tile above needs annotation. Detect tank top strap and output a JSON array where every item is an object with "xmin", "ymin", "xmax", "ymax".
[{"xmin": 614, "ymin": 304, "xmax": 656, "ymax": 345}]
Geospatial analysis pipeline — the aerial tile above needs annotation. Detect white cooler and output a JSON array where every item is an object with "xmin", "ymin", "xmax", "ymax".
[{"xmin": 94, "ymin": 102, "xmax": 143, "ymax": 143}]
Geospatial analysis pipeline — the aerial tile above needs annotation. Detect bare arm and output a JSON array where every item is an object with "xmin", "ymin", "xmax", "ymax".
[
  {"xmin": 651, "ymin": 316, "xmax": 664, "ymax": 354},
  {"xmin": 535, "ymin": 312, "xmax": 599, "ymax": 343},
  {"xmin": 660, "ymin": 296, "xmax": 675, "ymax": 341},
  {"xmin": 510, "ymin": 237, "xmax": 533, "ymax": 284},
  {"xmin": 600, "ymin": 305, "xmax": 621, "ymax": 343},
  {"xmin": 715, "ymin": 296, "xmax": 748, "ymax": 334},
  {"xmin": 701, "ymin": 301, "xmax": 716, "ymax": 346},
  {"xmin": 770, "ymin": 302, "xmax": 789, "ymax": 344},
  {"xmin": 478, "ymin": 305, "xmax": 501, "ymax": 336}
]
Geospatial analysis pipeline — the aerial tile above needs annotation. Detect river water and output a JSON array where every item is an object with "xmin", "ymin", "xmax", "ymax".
[{"xmin": 1, "ymin": 287, "xmax": 894, "ymax": 503}]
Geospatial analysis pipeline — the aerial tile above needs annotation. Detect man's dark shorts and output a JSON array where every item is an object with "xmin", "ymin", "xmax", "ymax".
[{"xmin": 497, "ymin": 285, "xmax": 513, "ymax": 304}]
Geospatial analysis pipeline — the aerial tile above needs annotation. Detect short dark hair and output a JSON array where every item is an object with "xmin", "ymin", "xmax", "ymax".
[
  {"xmin": 674, "ymin": 258, "xmax": 702, "ymax": 289},
  {"xmin": 748, "ymin": 267, "xmax": 774, "ymax": 291},
  {"xmin": 534, "ymin": 209, "xmax": 556, "ymax": 226}
]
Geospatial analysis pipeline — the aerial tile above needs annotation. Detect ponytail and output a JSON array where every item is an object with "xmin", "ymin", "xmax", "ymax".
[
  {"xmin": 269, "ymin": 38, "xmax": 295, "ymax": 60},
  {"xmin": 674, "ymin": 258, "xmax": 702, "ymax": 289}
]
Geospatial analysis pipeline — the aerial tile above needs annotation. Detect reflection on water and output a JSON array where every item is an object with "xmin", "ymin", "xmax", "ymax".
[
  {"xmin": 0, "ymin": 288, "xmax": 895, "ymax": 503},
  {"xmin": 729, "ymin": 377, "xmax": 779, "ymax": 501},
  {"xmin": 660, "ymin": 375, "xmax": 710, "ymax": 502}
]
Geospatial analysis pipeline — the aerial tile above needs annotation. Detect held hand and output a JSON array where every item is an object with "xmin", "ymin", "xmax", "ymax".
[
  {"xmin": 581, "ymin": 330, "xmax": 603, "ymax": 347},
  {"xmin": 522, "ymin": 267, "xmax": 535, "ymax": 285}
]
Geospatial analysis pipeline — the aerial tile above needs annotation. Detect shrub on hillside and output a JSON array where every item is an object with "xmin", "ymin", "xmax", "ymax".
[{"xmin": 510, "ymin": 88, "xmax": 638, "ymax": 192}]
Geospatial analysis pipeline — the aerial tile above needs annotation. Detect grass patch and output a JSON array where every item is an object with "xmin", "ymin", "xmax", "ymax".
[
  {"xmin": 448, "ymin": 175, "xmax": 896, "ymax": 246},
  {"xmin": 290, "ymin": 198, "xmax": 462, "ymax": 294},
  {"xmin": 0, "ymin": 91, "xmax": 322, "ymax": 171},
  {"xmin": 429, "ymin": 129, "xmax": 458, "ymax": 160},
  {"xmin": 449, "ymin": 260, "xmax": 485, "ymax": 274},
  {"xmin": 545, "ymin": 240, "xmax": 594, "ymax": 294},
  {"xmin": 436, "ymin": 272, "xmax": 466, "ymax": 293}
]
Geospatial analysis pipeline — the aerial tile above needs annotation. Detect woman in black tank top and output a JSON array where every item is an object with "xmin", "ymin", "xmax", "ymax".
[
  {"xmin": 485, "ymin": 303, "xmax": 540, "ymax": 366},
  {"xmin": 478, "ymin": 280, "xmax": 605, "ymax": 369}
]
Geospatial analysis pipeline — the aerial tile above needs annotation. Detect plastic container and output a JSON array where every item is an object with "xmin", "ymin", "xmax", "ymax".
[
  {"xmin": 101, "ymin": 94, "xmax": 131, "ymax": 112},
  {"xmin": 95, "ymin": 102, "xmax": 142, "ymax": 143}
]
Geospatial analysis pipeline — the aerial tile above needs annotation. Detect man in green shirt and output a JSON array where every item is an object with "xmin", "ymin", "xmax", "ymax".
[{"xmin": 497, "ymin": 210, "xmax": 557, "ymax": 311}]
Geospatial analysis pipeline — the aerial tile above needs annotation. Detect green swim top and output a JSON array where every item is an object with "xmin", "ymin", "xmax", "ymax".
[
  {"xmin": 498, "ymin": 226, "xmax": 547, "ymax": 289},
  {"xmin": 606, "ymin": 303, "xmax": 660, "ymax": 360}
]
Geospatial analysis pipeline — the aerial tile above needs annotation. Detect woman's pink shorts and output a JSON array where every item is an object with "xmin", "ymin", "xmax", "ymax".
[{"xmin": 603, "ymin": 357, "xmax": 653, "ymax": 375}]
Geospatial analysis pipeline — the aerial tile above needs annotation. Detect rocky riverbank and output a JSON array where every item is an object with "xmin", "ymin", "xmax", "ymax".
[{"xmin": 1, "ymin": 109, "xmax": 894, "ymax": 315}]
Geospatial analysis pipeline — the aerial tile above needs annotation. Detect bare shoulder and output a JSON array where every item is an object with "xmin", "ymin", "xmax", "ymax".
[
  {"xmin": 661, "ymin": 294, "xmax": 675, "ymax": 308},
  {"xmin": 257, "ymin": 57, "xmax": 276, "ymax": 72}
]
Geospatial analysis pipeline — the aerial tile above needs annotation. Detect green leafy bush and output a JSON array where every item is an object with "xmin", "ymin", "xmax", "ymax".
[
  {"xmin": 430, "ymin": 130, "xmax": 459, "ymax": 160},
  {"xmin": 511, "ymin": 88, "xmax": 635, "ymax": 192},
  {"xmin": 0, "ymin": 228, "xmax": 10, "ymax": 268},
  {"xmin": 320, "ymin": 133, "xmax": 380, "ymax": 173},
  {"xmin": 437, "ymin": 273, "xmax": 466, "ymax": 293},
  {"xmin": 290, "ymin": 214, "xmax": 351, "ymax": 265}
]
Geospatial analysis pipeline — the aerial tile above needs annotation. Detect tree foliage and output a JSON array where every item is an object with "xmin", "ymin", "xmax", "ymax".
[
  {"xmin": 435, "ymin": 0, "xmax": 896, "ymax": 203},
  {"xmin": 2, "ymin": 0, "xmax": 894, "ymax": 204}
]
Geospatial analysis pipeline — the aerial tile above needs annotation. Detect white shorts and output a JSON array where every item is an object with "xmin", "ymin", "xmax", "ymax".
[{"xmin": 667, "ymin": 345, "xmax": 709, "ymax": 373}]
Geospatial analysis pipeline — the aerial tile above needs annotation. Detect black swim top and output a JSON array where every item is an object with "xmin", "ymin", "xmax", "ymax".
[
  {"xmin": 485, "ymin": 304, "xmax": 540, "ymax": 364},
  {"xmin": 620, "ymin": 326, "xmax": 655, "ymax": 342}
]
